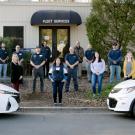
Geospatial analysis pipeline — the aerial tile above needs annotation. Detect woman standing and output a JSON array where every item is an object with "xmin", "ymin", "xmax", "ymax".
[
  {"xmin": 123, "ymin": 51, "xmax": 135, "ymax": 80},
  {"xmin": 49, "ymin": 57, "xmax": 67, "ymax": 105},
  {"xmin": 11, "ymin": 53, "xmax": 23, "ymax": 91},
  {"xmin": 91, "ymin": 52, "xmax": 105, "ymax": 97}
]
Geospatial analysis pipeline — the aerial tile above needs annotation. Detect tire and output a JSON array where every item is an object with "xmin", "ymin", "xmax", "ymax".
[{"xmin": 132, "ymin": 103, "xmax": 135, "ymax": 117}]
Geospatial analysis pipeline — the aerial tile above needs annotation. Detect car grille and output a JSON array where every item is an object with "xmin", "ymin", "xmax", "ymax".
[
  {"xmin": 108, "ymin": 98, "xmax": 117, "ymax": 108},
  {"xmin": 6, "ymin": 102, "xmax": 11, "ymax": 111}
]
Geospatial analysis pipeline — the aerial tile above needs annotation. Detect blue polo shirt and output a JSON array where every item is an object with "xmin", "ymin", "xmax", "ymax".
[
  {"xmin": 85, "ymin": 49, "xmax": 95, "ymax": 61},
  {"xmin": 41, "ymin": 46, "xmax": 51, "ymax": 60},
  {"xmin": 15, "ymin": 51, "xmax": 24, "ymax": 61},
  {"xmin": 0, "ymin": 48, "xmax": 9, "ymax": 64},
  {"xmin": 31, "ymin": 53, "xmax": 45, "ymax": 65},
  {"xmin": 65, "ymin": 53, "xmax": 79, "ymax": 67}
]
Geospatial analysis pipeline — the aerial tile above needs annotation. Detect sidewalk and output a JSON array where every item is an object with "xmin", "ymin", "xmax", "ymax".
[{"xmin": 19, "ymin": 106, "xmax": 108, "ymax": 113}]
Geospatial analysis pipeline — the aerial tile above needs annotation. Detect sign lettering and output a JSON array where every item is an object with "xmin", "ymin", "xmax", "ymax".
[{"xmin": 42, "ymin": 19, "xmax": 70, "ymax": 24}]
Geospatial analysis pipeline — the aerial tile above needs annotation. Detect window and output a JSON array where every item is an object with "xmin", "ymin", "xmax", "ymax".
[{"xmin": 3, "ymin": 26, "xmax": 24, "ymax": 48}]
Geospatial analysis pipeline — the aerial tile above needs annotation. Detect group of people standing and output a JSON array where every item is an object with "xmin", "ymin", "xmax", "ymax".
[
  {"xmin": 0, "ymin": 43, "xmax": 24, "ymax": 91},
  {"xmin": 0, "ymin": 40, "xmax": 135, "ymax": 105}
]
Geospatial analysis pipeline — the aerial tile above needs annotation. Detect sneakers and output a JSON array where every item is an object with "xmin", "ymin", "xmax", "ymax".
[
  {"xmin": 54, "ymin": 103, "xmax": 57, "ymax": 106},
  {"xmin": 53, "ymin": 102, "xmax": 63, "ymax": 106},
  {"xmin": 92, "ymin": 93, "xmax": 101, "ymax": 98}
]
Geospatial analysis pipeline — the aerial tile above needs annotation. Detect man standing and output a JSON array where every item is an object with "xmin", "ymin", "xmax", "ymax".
[
  {"xmin": 0, "ymin": 43, "xmax": 9, "ymax": 79},
  {"xmin": 84, "ymin": 45, "xmax": 95, "ymax": 82},
  {"xmin": 65, "ymin": 47, "xmax": 79, "ymax": 93},
  {"xmin": 14, "ymin": 45, "xmax": 24, "ymax": 66},
  {"xmin": 14, "ymin": 45, "xmax": 24, "ymax": 84},
  {"xmin": 74, "ymin": 41, "xmax": 84, "ymax": 78},
  {"xmin": 41, "ymin": 40, "xmax": 51, "ymax": 78},
  {"xmin": 108, "ymin": 42, "xmax": 122, "ymax": 83},
  {"xmin": 30, "ymin": 46, "xmax": 46, "ymax": 93}
]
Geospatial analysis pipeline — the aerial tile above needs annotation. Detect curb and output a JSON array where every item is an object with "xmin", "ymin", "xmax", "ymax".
[{"xmin": 19, "ymin": 107, "xmax": 108, "ymax": 113}]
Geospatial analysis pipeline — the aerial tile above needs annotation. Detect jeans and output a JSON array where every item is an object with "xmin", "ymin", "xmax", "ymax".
[
  {"xmin": 85, "ymin": 62, "xmax": 91, "ymax": 81},
  {"xmin": 91, "ymin": 73, "xmax": 103, "ymax": 95},
  {"xmin": 32, "ymin": 67, "xmax": 44, "ymax": 92},
  {"xmin": 0, "ymin": 64, "xmax": 7, "ymax": 78},
  {"xmin": 109, "ymin": 65, "xmax": 121, "ymax": 83},
  {"xmin": 52, "ymin": 81, "xmax": 64, "ymax": 103},
  {"xmin": 65, "ymin": 68, "xmax": 78, "ymax": 92},
  {"xmin": 77, "ymin": 63, "xmax": 82, "ymax": 78}
]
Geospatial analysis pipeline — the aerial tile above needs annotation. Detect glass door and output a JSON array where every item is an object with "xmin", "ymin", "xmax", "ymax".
[
  {"xmin": 57, "ymin": 29, "xmax": 69, "ymax": 59},
  {"xmin": 39, "ymin": 27, "xmax": 70, "ymax": 61},
  {"xmin": 40, "ymin": 28, "xmax": 52, "ymax": 52}
]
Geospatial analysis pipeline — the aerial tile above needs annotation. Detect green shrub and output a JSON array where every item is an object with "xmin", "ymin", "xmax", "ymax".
[{"xmin": 86, "ymin": 0, "xmax": 135, "ymax": 60}]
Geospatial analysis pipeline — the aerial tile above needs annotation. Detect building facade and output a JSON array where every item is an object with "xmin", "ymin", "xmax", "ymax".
[{"xmin": 0, "ymin": 0, "xmax": 91, "ymax": 59}]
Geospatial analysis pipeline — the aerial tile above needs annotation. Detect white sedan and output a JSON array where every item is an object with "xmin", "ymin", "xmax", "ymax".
[
  {"xmin": 0, "ymin": 83, "xmax": 20, "ymax": 113},
  {"xmin": 107, "ymin": 79, "xmax": 135, "ymax": 117}
]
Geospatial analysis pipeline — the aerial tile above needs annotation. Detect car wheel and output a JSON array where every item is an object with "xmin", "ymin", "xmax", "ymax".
[{"xmin": 132, "ymin": 103, "xmax": 135, "ymax": 117}]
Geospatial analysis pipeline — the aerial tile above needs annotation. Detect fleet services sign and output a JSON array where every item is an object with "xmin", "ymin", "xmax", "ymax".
[{"xmin": 42, "ymin": 19, "xmax": 70, "ymax": 24}]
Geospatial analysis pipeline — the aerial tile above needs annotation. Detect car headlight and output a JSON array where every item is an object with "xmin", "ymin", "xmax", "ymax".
[
  {"xmin": 0, "ymin": 90, "xmax": 5, "ymax": 94},
  {"xmin": 126, "ymin": 86, "xmax": 135, "ymax": 93},
  {"xmin": 111, "ymin": 88, "xmax": 122, "ymax": 93},
  {"xmin": 0, "ymin": 90, "xmax": 18, "ymax": 95}
]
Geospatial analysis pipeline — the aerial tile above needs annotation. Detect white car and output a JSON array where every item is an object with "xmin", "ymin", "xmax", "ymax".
[
  {"xmin": 107, "ymin": 79, "xmax": 135, "ymax": 117},
  {"xmin": 0, "ymin": 83, "xmax": 20, "ymax": 113}
]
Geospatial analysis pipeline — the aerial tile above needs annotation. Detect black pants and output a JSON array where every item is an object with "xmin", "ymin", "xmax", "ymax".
[
  {"xmin": 33, "ymin": 67, "xmax": 44, "ymax": 92},
  {"xmin": 43, "ymin": 60, "xmax": 50, "ymax": 78},
  {"xmin": 52, "ymin": 81, "xmax": 64, "ymax": 103}
]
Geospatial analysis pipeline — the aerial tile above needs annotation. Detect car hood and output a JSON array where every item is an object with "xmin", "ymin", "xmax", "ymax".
[
  {"xmin": 0, "ymin": 83, "xmax": 19, "ymax": 94},
  {"xmin": 114, "ymin": 79, "xmax": 135, "ymax": 89}
]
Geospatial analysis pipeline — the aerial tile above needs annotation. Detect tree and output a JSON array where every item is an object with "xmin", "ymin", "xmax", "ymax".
[{"xmin": 86, "ymin": 0, "xmax": 135, "ymax": 59}]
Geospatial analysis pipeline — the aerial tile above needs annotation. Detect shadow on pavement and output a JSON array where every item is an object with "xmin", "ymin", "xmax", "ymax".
[{"xmin": 0, "ymin": 113, "xmax": 20, "ymax": 119}]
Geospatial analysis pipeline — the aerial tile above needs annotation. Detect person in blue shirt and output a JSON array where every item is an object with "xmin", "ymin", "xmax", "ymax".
[
  {"xmin": 14, "ymin": 45, "xmax": 24, "ymax": 66},
  {"xmin": 108, "ymin": 42, "xmax": 122, "ymax": 83},
  {"xmin": 0, "ymin": 43, "xmax": 9, "ymax": 79},
  {"xmin": 65, "ymin": 47, "xmax": 79, "ymax": 94},
  {"xmin": 14, "ymin": 45, "xmax": 24, "ymax": 84},
  {"xmin": 49, "ymin": 57, "xmax": 68, "ymax": 105},
  {"xmin": 84, "ymin": 45, "xmax": 95, "ymax": 82},
  {"xmin": 30, "ymin": 46, "xmax": 46, "ymax": 93},
  {"xmin": 41, "ymin": 40, "xmax": 51, "ymax": 78}
]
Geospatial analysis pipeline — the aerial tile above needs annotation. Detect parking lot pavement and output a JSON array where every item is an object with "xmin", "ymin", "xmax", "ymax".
[{"xmin": 0, "ymin": 110, "xmax": 135, "ymax": 135}]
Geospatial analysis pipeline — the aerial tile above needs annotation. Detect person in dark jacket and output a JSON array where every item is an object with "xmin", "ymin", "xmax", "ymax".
[
  {"xmin": 14, "ymin": 45, "xmax": 24, "ymax": 84},
  {"xmin": 30, "ymin": 46, "xmax": 46, "ymax": 93},
  {"xmin": 11, "ymin": 53, "xmax": 23, "ymax": 91},
  {"xmin": 0, "ymin": 43, "xmax": 9, "ymax": 79},
  {"xmin": 65, "ymin": 47, "xmax": 79, "ymax": 93},
  {"xmin": 74, "ymin": 41, "xmax": 84, "ymax": 78},
  {"xmin": 85, "ymin": 45, "xmax": 95, "ymax": 82},
  {"xmin": 108, "ymin": 42, "xmax": 122, "ymax": 83},
  {"xmin": 41, "ymin": 40, "xmax": 51, "ymax": 78},
  {"xmin": 49, "ymin": 57, "xmax": 67, "ymax": 105},
  {"xmin": 14, "ymin": 45, "xmax": 24, "ymax": 66}
]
